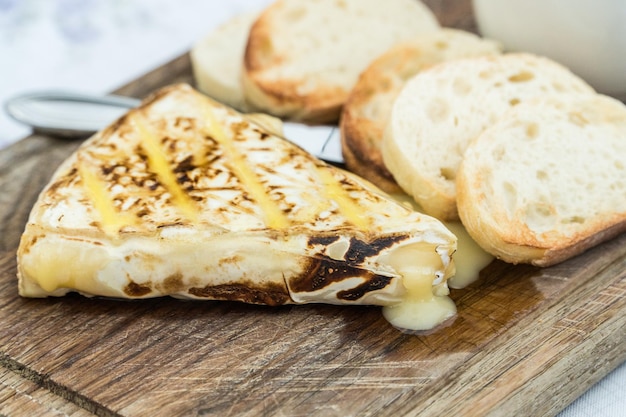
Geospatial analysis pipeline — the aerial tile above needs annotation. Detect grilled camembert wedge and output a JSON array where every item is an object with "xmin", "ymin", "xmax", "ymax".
[{"xmin": 17, "ymin": 84, "xmax": 457, "ymax": 331}]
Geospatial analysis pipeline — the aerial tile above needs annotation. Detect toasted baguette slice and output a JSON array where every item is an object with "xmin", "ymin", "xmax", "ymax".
[
  {"xmin": 457, "ymin": 94, "xmax": 626, "ymax": 267},
  {"xmin": 341, "ymin": 29, "xmax": 502, "ymax": 193},
  {"xmin": 190, "ymin": 12, "xmax": 258, "ymax": 111},
  {"xmin": 17, "ymin": 84, "xmax": 457, "ymax": 330},
  {"xmin": 382, "ymin": 53, "xmax": 594, "ymax": 221},
  {"xmin": 242, "ymin": 0, "xmax": 440, "ymax": 123}
]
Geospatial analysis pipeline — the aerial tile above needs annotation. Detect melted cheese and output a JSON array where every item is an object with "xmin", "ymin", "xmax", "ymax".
[
  {"xmin": 381, "ymin": 243, "xmax": 456, "ymax": 332},
  {"xmin": 377, "ymin": 194, "xmax": 494, "ymax": 331},
  {"xmin": 391, "ymin": 193, "xmax": 494, "ymax": 288},
  {"xmin": 445, "ymin": 221, "xmax": 494, "ymax": 289},
  {"xmin": 20, "ymin": 237, "xmax": 111, "ymax": 296}
]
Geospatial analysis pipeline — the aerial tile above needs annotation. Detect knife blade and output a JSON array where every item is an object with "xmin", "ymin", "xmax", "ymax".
[{"xmin": 4, "ymin": 91, "xmax": 344, "ymax": 164}]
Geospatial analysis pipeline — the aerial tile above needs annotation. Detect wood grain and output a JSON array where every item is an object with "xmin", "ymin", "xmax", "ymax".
[
  {"xmin": 0, "ymin": 368, "xmax": 95, "ymax": 417},
  {"xmin": 1, "ymin": 1, "xmax": 625, "ymax": 416}
]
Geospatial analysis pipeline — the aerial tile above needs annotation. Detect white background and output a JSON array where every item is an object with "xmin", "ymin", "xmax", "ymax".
[
  {"xmin": 0, "ymin": 1, "xmax": 624, "ymax": 416},
  {"xmin": 0, "ymin": 0, "xmax": 273, "ymax": 146}
]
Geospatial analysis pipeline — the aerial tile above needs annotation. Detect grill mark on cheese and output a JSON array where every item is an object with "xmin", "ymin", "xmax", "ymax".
[
  {"xmin": 78, "ymin": 161, "xmax": 137, "ymax": 235},
  {"xmin": 19, "ymin": 234, "xmax": 42, "ymax": 256},
  {"xmin": 47, "ymin": 167, "xmax": 77, "ymax": 195},
  {"xmin": 162, "ymin": 272, "xmax": 185, "ymax": 293},
  {"xmin": 200, "ymin": 98, "xmax": 290, "ymax": 229},
  {"xmin": 188, "ymin": 282, "xmax": 290, "ymax": 306},
  {"xmin": 132, "ymin": 116, "xmax": 199, "ymax": 222},
  {"xmin": 307, "ymin": 235, "xmax": 340, "ymax": 247},
  {"xmin": 290, "ymin": 234, "xmax": 410, "ymax": 301},
  {"xmin": 315, "ymin": 165, "xmax": 371, "ymax": 229},
  {"xmin": 173, "ymin": 155, "xmax": 195, "ymax": 174},
  {"xmin": 337, "ymin": 275, "xmax": 394, "ymax": 301},
  {"xmin": 289, "ymin": 254, "xmax": 393, "ymax": 299},
  {"xmin": 124, "ymin": 271, "xmax": 190, "ymax": 297},
  {"xmin": 124, "ymin": 281, "xmax": 152, "ymax": 297},
  {"xmin": 344, "ymin": 235, "xmax": 408, "ymax": 263}
]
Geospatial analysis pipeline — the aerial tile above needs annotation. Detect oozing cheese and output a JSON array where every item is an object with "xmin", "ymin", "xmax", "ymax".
[
  {"xmin": 19, "ymin": 236, "xmax": 113, "ymax": 296},
  {"xmin": 391, "ymin": 193, "xmax": 493, "ymax": 289},
  {"xmin": 382, "ymin": 243, "xmax": 456, "ymax": 332},
  {"xmin": 445, "ymin": 221, "xmax": 494, "ymax": 289}
]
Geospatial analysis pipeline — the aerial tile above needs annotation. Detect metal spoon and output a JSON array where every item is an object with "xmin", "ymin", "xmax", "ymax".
[{"xmin": 4, "ymin": 90, "xmax": 344, "ymax": 163}]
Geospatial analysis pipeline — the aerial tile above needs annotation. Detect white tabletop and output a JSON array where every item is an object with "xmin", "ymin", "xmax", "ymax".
[{"xmin": 0, "ymin": 1, "xmax": 623, "ymax": 416}]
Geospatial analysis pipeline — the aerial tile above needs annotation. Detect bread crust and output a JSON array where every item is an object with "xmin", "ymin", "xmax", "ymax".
[
  {"xmin": 383, "ymin": 53, "xmax": 595, "ymax": 222},
  {"xmin": 242, "ymin": 51, "xmax": 346, "ymax": 123},
  {"xmin": 190, "ymin": 12, "xmax": 257, "ymax": 111},
  {"xmin": 458, "ymin": 179, "xmax": 626, "ymax": 267},
  {"xmin": 340, "ymin": 114, "xmax": 403, "ymax": 194},
  {"xmin": 242, "ymin": 2, "xmax": 350, "ymax": 123},
  {"xmin": 456, "ymin": 94, "xmax": 626, "ymax": 267},
  {"xmin": 340, "ymin": 29, "xmax": 501, "ymax": 194},
  {"xmin": 242, "ymin": 0, "xmax": 440, "ymax": 123}
]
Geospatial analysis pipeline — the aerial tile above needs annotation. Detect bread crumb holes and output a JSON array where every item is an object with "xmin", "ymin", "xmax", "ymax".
[
  {"xmin": 526, "ymin": 122, "xmax": 539, "ymax": 139},
  {"xmin": 439, "ymin": 167, "xmax": 455, "ymax": 181},
  {"xmin": 453, "ymin": 78, "xmax": 472, "ymax": 96},
  {"xmin": 525, "ymin": 202, "xmax": 555, "ymax": 232},
  {"xmin": 426, "ymin": 98, "xmax": 449, "ymax": 123},
  {"xmin": 568, "ymin": 112, "xmax": 589, "ymax": 127},
  {"xmin": 286, "ymin": 6, "xmax": 306, "ymax": 21},
  {"xmin": 508, "ymin": 70, "xmax": 535, "ymax": 82},
  {"xmin": 492, "ymin": 145, "xmax": 505, "ymax": 161},
  {"xmin": 503, "ymin": 182, "xmax": 517, "ymax": 216}
]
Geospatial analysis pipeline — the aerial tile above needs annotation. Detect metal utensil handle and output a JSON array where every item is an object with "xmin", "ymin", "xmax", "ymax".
[{"xmin": 4, "ymin": 91, "xmax": 141, "ymax": 138}]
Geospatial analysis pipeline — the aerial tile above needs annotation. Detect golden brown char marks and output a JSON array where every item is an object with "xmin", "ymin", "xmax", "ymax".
[
  {"xmin": 173, "ymin": 116, "xmax": 196, "ymax": 132},
  {"xmin": 124, "ymin": 273, "xmax": 187, "ymax": 297},
  {"xmin": 18, "ymin": 234, "xmax": 43, "ymax": 256},
  {"xmin": 124, "ymin": 281, "xmax": 152, "ymax": 297},
  {"xmin": 290, "ymin": 234, "xmax": 409, "ymax": 301},
  {"xmin": 118, "ymin": 232, "xmax": 408, "ymax": 304},
  {"xmin": 189, "ymin": 281, "xmax": 290, "ymax": 306},
  {"xmin": 162, "ymin": 273, "xmax": 185, "ymax": 293},
  {"xmin": 47, "ymin": 84, "xmax": 383, "ymax": 235},
  {"xmin": 46, "ymin": 167, "xmax": 78, "ymax": 195},
  {"xmin": 290, "ymin": 257, "xmax": 393, "ymax": 301}
]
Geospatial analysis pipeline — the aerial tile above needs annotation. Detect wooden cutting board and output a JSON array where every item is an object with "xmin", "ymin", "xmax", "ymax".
[{"xmin": 1, "ymin": 2, "xmax": 625, "ymax": 416}]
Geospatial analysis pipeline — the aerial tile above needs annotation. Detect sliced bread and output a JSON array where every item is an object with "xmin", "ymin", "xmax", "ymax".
[
  {"xmin": 340, "ymin": 28, "xmax": 502, "ymax": 193},
  {"xmin": 190, "ymin": 12, "xmax": 258, "ymax": 111},
  {"xmin": 382, "ymin": 53, "xmax": 594, "ymax": 221},
  {"xmin": 456, "ymin": 94, "xmax": 626, "ymax": 266},
  {"xmin": 242, "ymin": 0, "xmax": 440, "ymax": 123}
]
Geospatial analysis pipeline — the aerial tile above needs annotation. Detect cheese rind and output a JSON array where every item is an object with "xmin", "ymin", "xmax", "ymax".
[
  {"xmin": 17, "ymin": 84, "xmax": 457, "ymax": 330},
  {"xmin": 19, "ymin": 224, "xmax": 454, "ymax": 308}
]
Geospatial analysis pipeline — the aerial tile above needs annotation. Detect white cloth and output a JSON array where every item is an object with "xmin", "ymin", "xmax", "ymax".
[
  {"xmin": 0, "ymin": 2, "xmax": 623, "ymax": 416},
  {"xmin": 0, "ymin": 0, "xmax": 272, "ymax": 146}
]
